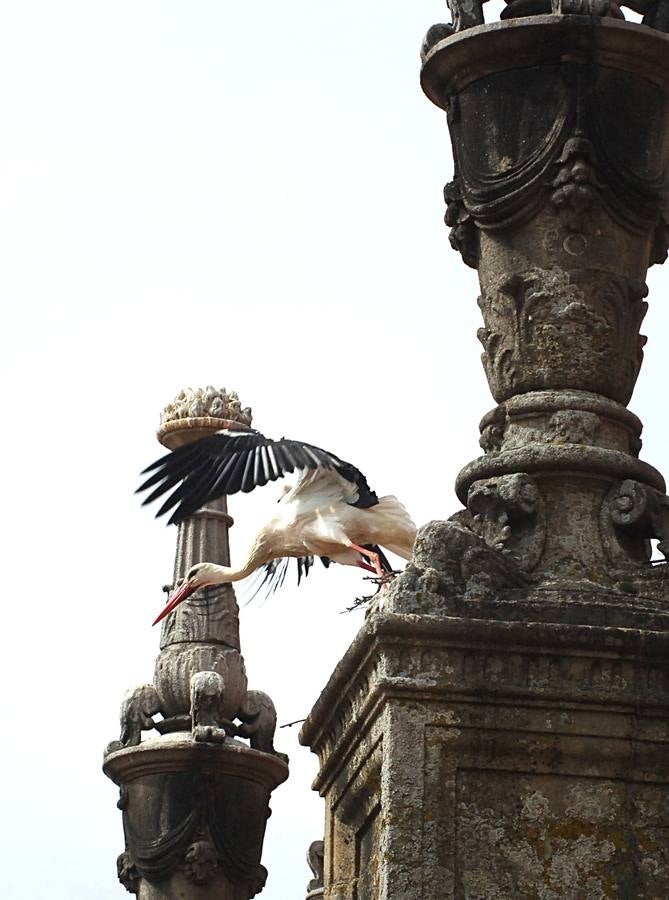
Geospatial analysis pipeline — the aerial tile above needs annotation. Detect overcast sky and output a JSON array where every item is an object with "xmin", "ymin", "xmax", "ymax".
[{"xmin": 2, "ymin": 2, "xmax": 667, "ymax": 898}]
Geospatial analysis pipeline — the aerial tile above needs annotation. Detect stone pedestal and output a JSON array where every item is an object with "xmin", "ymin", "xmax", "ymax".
[
  {"xmin": 301, "ymin": 613, "xmax": 669, "ymax": 898},
  {"xmin": 301, "ymin": 12, "xmax": 669, "ymax": 900}
]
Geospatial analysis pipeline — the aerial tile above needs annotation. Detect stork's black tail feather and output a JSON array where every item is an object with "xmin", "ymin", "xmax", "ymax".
[{"xmin": 246, "ymin": 546, "xmax": 389, "ymax": 603}]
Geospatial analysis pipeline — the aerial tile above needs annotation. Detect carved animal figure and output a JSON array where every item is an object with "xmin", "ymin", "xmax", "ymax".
[
  {"xmin": 191, "ymin": 671, "xmax": 228, "ymax": 743},
  {"xmin": 106, "ymin": 683, "xmax": 162, "ymax": 753},
  {"xmin": 138, "ymin": 428, "xmax": 416, "ymax": 624},
  {"xmin": 237, "ymin": 690, "xmax": 288, "ymax": 762}
]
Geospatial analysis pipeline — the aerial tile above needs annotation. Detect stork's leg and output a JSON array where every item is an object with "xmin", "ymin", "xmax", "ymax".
[
  {"xmin": 357, "ymin": 560, "xmax": 376, "ymax": 574},
  {"xmin": 349, "ymin": 542, "xmax": 384, "ymax": 578}
]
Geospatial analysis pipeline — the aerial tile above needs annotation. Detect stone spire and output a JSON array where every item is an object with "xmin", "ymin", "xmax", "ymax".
[
  {"xmin": 104, "ymin": 386, "xmax": 288, "ymax": 900},
  {"xmin": 301, "ymin": 9, "xmax": 669, "ymax": 898}
]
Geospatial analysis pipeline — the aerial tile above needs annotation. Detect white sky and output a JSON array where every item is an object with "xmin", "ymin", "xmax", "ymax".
[{"xmin": 1, "ymin": 2, "xmax": 667, "ymax": 898}]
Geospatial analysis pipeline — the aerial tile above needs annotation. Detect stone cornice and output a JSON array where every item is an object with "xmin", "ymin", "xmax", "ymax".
[
  {"xmin": 301, "ymin": 612, "xmax": 669, "ymax": 785},
  {"xmin": 103, "ymin": 735, "xmax": 288, "ymax": 791},
  {"xmin": 421, "ymin": 16, "xmax": 669, "ymax": 107}
]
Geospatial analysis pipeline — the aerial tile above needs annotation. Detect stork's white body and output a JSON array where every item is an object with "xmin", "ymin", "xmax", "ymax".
[{"xmin": 262, "ymin": 469, "xmax": 416, "ymax": 566}]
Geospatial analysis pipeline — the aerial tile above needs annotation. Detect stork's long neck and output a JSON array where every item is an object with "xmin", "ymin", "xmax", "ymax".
[{"xmin": 204, "ymin": 536, "xmax": 271, "ymax": 585}]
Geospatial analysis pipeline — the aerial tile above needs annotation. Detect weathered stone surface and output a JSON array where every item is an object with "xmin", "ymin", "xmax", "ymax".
[
  {"xmin": 105, "ymin": 392, "xmax": 287, "ymax": 899},
  {"xmin": 301, "ymin": 613, "xmax": 669, "ymax": 898},
  {"xmin": 105, "ymin": 736, "xmax": 286, "ymax": 899},
  {"xmin": 302, "ymin": 14, "xmax": 669, "ymax": 900}
]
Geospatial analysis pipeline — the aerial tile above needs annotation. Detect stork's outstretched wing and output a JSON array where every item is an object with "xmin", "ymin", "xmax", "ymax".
[{"xmin": 137, "ymin": 428, "xmax": 378, "ymax": 524}]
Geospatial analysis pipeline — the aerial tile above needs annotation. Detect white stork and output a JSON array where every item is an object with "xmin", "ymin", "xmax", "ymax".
[{"xmin": 137, "ymin": 428, "xmax": 417, "ymax": 624}]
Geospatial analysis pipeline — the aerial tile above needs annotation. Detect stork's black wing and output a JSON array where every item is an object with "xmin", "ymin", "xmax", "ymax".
[{"xmin": 136, "ymin": 428, "xmax": 376, "ymax": 524}]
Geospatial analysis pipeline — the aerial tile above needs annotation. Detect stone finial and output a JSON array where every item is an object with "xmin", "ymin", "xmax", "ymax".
[
  {"xmin": 157, "ymin": 386, "xmax": 252, "ymax": 449},
  {"xmin": 160, "ymin": 385, "xmax": 252, "ymax": 426}
]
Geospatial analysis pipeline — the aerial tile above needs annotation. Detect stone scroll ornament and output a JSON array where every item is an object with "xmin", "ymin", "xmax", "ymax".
[{"xmin": 602, "ymin": 479, "xmax": 669, "ymax": 567}]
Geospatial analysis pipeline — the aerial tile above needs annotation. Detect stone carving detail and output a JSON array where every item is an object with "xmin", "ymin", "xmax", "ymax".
[
  {"xmin": 105, "ymin": 674, "xmax": 287, "ymax": 762},
  {"xmin": 238, "ymin": 690, "xmax": 289, "ymax": 763},
  {"xmin": 602, "ymin": 479, "xmax": 669, "ymax": 566},
  {"xmin": 468, "ymin": 474, "xmax": 546, "ymax": 571},
  {"xmin": 420, "ymin": 23, "xmax": 454, "ymax": 61},
  {"xmin": 479, "ymin": 405, "xmax": 505, "ymax": 453},
  {"xmin": 184, "ymin": 840, "xmax": 220, "ymax": 885},
  {"xmin": 551, "ymin": 136, "xmax": 601, "ymax": 234},
  {"xmin": 552, "ymin": 0, "xmax": 623, "ymax": 15},
  {"xmin": 117, "ymin": 851, "xmax": 140, "ymax": 895},
  {"xmin": 422, "ymin": 2, "xmax": 669, "ymax": 38},
  {"xmin": 440, "ymin": 60, "xmax": 669, "ymax": 267},
  {"xmin": 388, "ymin": 513, "xmax": 531, "ymax": 615},
  {"xmin": 444, "ymin": 179, "xmax": 478, "ymax": 269},
  {"xmin": 114, "ymin": 770, "xmax": 274, "ymax": 896},
  {"xmin": 477, "ymin": 271, "xmax": 648, "ymax": 404},
  {"xmin": 106, "ymin": 684, "xmax": 163, "ymax": 754},
  {"xmin": 651, "ymin": 212, "xmax": 669, "ymax": 265},
  {"xmin": 306, "ymin": 840, "xmax": 325, "ymax": 897},
  {"xmin": 161, "ymin": 385, "xmax": 252, "ymax": 427},
  {"xmin": 544, "ymin": 409, "xmax": 600, "ymax": 446},
  {"xmin": 191, "ymin": 671, "xmax": 229, "ymax": 744},
  {"xmin": 645, "ymin": 0, "xmax": 669, "ymax": 31}
]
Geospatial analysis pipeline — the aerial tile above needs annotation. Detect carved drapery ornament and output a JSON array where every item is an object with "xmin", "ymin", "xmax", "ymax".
[{"xmin": 441, "ymin": 60, "xmax": 669, "ymax": 270}]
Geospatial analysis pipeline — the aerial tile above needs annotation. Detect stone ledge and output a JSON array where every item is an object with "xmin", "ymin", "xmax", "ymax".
[
  {"xmin": 103, "ymin": 733, "xmax": 288, "ymax": 790},
  {"xmin": 301, "ymin": 612, "xmax": 669, "ymax": 780},
  {"xmin": 421, "ymin": 15, "xmax": 669, "ymax": 107}
]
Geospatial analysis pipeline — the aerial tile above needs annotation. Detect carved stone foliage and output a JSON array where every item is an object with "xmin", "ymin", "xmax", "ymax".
[
  {"xmin": 442, "ymin": 60, "xmax": 669, "ymax": 268},
  {"xmin": 477, "ymin": 270, "xmax": 648, "ymax": 404},
  {"xmin": 601, "ymin": 479, "xmax": 669, "ymax": 567},
  {"xmin": 160, "ymin": 385, "xmax": 252, "ymax": 428}
]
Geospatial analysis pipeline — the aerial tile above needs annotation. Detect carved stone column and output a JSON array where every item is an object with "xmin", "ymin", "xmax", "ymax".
[
  {"xmin": 301, "ymin": 12, "xmax": 669, "ymax": 900},
  {"xmin": 104, "ymin": 387, "xmax": 288, "ymax": 899}
]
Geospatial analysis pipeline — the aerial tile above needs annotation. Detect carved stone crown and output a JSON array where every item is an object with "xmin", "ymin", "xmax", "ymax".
[{"xmin": 160, "ymin": 386, "xmax": 252, "ymax": 427}]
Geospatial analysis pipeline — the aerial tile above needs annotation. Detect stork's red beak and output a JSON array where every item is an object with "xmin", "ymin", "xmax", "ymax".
[{"xmin": 152, "ymin": 580, "xmax": 198, "ymax": 626}]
